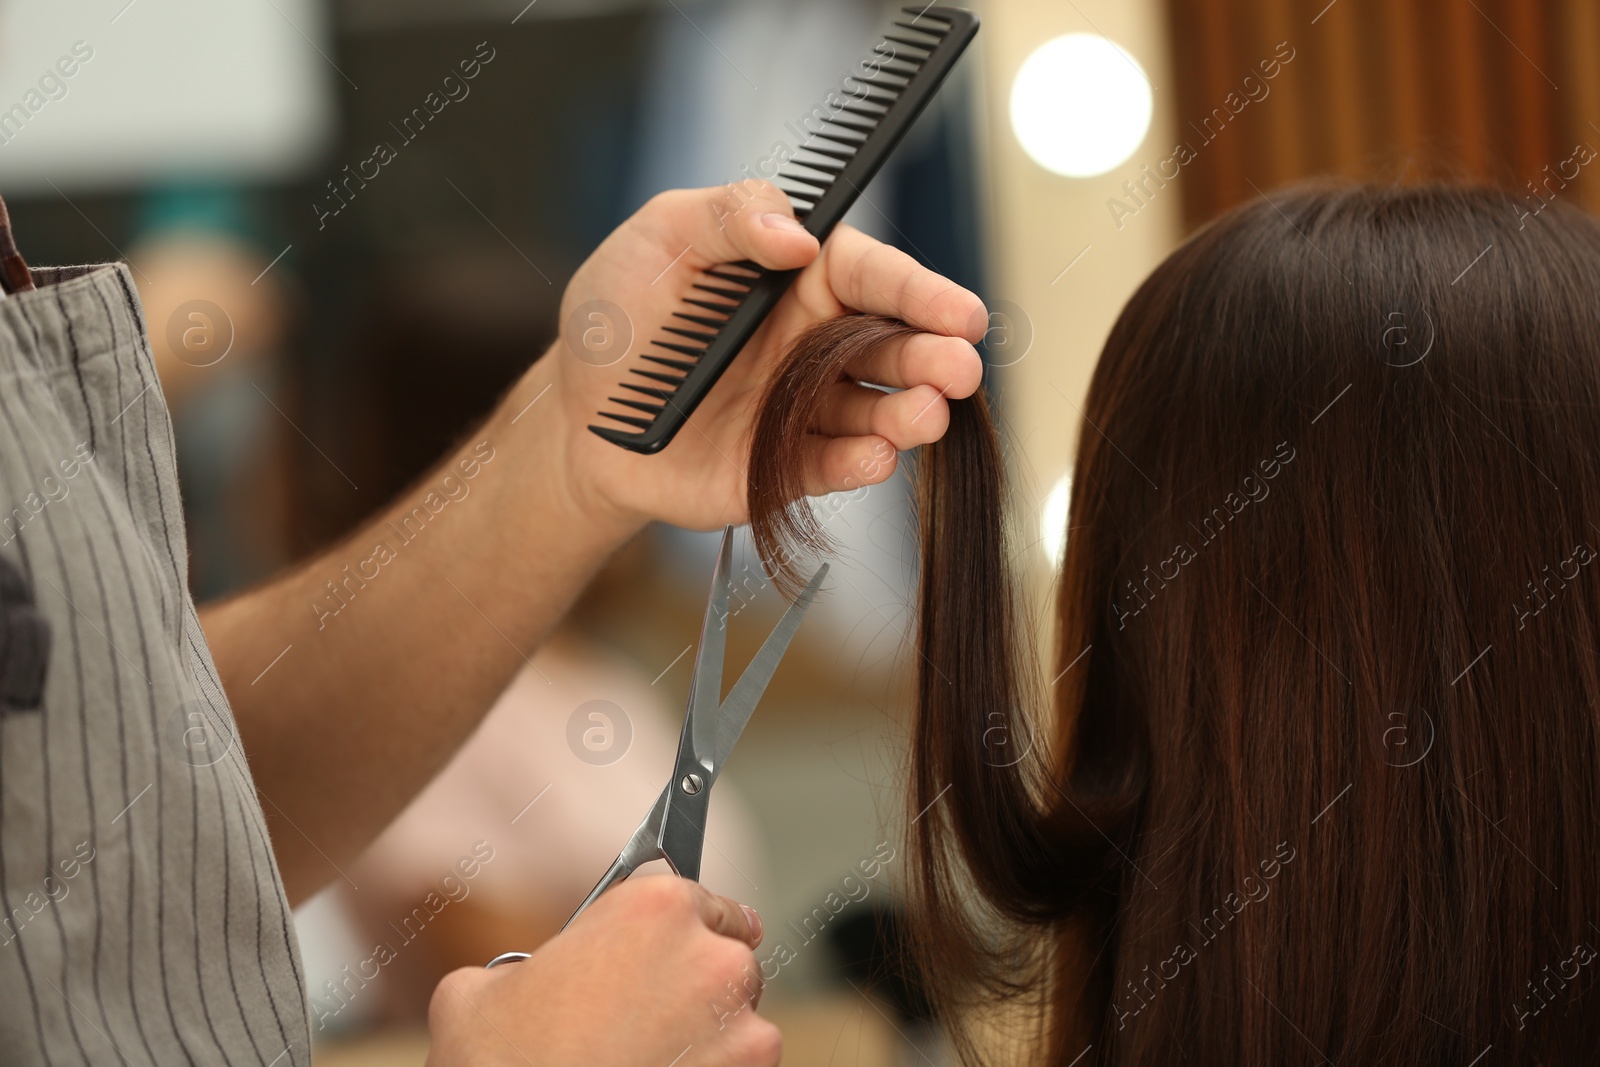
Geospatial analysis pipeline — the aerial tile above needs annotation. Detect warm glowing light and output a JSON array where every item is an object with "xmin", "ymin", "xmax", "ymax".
[
  {"xmin": 1042, "ymin": 473, "xmax": 1072, "ymax": 568},
  {"xmin": 1010, "ymin": 34, "xmax": 1153, "ymax": 178}
]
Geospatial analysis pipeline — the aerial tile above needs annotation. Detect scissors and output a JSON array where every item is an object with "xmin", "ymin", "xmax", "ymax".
[{"xmin": 486, "ymin": 525, "xmax": 826, "ymax": 968}]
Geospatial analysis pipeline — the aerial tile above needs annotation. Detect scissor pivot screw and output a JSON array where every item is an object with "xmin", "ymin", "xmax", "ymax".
[{"xmin": 680, "ymin": 773, "xmax": 704, "ymax": 795}]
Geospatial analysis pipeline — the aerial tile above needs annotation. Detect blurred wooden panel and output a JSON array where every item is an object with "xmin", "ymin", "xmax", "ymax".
[
  {"xmin": 1556, "ymin": 0, "xmax": 1600, "ymax": 215},
  {"xmin": 1162, "ymin": 0, "xmax": 1592, "ymax": 228},
  {"xmin": 1252, "ymin": 0, "xmax": 1306, "ymax": 187},
  {"xmin": 1319, "ymin": 0, "xmax": 1367, "ymax": 175},
  {"xmin": 1383, "ymin": 0, "xmax": 1426, "ymax": 163},
  {"xmin": 1498, "ymin": 0, "xmax": 1557, "ymax": 179}
]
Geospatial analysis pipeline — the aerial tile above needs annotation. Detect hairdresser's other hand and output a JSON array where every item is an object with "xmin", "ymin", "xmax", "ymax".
[
  {"xmin": 515, "ymin": 180, "xmax": 986, "ymax": 533},
  {"xmin": 425, "ymin": 876, "xmax": 775, "ymax": 1067}
]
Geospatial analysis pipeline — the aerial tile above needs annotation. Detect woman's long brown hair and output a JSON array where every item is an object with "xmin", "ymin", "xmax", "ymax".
[{"xmin": 748, "ymin": 184, "xmax": 1600, "ymax": 1064}]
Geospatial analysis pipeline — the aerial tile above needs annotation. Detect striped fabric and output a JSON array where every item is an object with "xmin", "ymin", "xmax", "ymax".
[{"xmin": 0, "ymin": 264, "xmax": 309, "ymax": 1065}]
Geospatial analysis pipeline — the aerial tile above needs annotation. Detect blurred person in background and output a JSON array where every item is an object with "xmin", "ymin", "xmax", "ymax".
[{"xmin": 130, "ymin": 183, "xmax": 298, "ymax": 600}]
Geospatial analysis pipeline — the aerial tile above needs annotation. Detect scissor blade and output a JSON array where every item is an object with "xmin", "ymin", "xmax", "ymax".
[
  {"xmin": 709, "ymin": 563, "xmax": 828, "ymax": 781},
  {"xmin": 687, "ymin": 527, "xmax": 734, "ymax": 767},
  {"xmin": 562, "ymin": 855, "xmax": 632, "ymax": 931},
  {"xmin": 562, "ymin": 784, "xmax": 672, "ymax": 929},
  {"xmin": 619, "ymin": 784, "xmax": 674, "ymax": 869},
  {"xmin": 659, "ymin": 781, "xmax": 710, "ymax": 883}
]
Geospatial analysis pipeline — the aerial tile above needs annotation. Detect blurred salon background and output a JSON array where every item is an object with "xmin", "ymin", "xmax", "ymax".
[{"xmin": 2, "ymin": 0, "xmax": 1593, "ymax": 1062}]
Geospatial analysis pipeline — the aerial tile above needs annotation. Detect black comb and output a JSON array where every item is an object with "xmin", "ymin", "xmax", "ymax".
[{"xmin": 590, "ymin": 5, "xmax": 980, "ymax": 453}]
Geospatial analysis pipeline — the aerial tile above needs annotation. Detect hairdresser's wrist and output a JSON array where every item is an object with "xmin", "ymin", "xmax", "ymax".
[{"xmin": 495, "ymin": 349, "xmax": 646, "ymax": 550}]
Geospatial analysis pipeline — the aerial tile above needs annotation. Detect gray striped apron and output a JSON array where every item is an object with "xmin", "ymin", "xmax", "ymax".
[{"xmin": 0, "ymin": 264, "xmax": 310, "ymax": 1065}]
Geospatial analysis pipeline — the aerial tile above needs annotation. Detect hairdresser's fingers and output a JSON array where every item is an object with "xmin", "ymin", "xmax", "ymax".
[
  {"xmin": 816, "ymin": 224, "xmax": 987, "ymax": 344},
  {"xmin": 692, "ymin": 884, "xmax": 765, "ymax": 950},
  {"xmin": 639, "ymin": 182, "xmax": 819, "ymax": 274},
  {"xmin": 800, "ymin": 434, "xmax": 901, "ymax": 496},
  {"xmin": 843, "ymin": 328, "xmax": 984, "ymax": 400},
  {"xmin": 814, "ymin": 382, "xmax": 952, "ymax": 448}
]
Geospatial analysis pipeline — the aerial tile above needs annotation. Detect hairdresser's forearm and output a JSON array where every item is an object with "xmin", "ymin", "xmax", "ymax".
[{"xmin": 201, "ymin": 355, "xmax": 637, "ymax": 903}]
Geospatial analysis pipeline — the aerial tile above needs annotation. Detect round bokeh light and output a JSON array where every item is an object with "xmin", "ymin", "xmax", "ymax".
[{"xmin": 1010, "ymin": 33, "xmax": 1153, "ymax": 178}]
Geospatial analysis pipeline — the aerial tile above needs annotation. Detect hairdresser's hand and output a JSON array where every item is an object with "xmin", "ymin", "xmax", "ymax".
[
  {"xmin": 513, "ymin": 180, "xmax": 986, "ymax": 533},
  {"xmin": 425, "ymin": 876, "xmax": 776, "ymax": 1067}
]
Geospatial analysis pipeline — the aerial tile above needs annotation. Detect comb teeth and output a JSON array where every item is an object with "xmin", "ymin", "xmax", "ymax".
[
  {"xmin": 651, "ymin": 341, "xmax": 706, "ymax": 358},
  {"xmin": 608, "ymin": 396, "xmax": 666, "ymax": 416},
  {"xmin": 878, "ymin": 56, "xmax": 930, "ymax": 78},
  {"xmin": 673, "ymin": 311, "xmax": 733, "ymax": 328},
  {"xmin": 824, "ymin": 116, "xmax": 878, "ymax": 136},
  {"xmin": 692, "ymin": 282, "xmax": 749, "ymax": 300},
  {"xmin": 600, "ymin": 411, "xmax": 655, "ymax": 430},
  {"xmin": 642, "ymin": 354, "xmax": 698, "ymax": 373},
  {"xmin": 800, "ymin": 144, "xmax": 857, "ymax": 164},
  {"xmin": 590, "ymin": 6, "xmax": 977, "ymax": 453},
  {"xmin": 792, "ymin": 159, "xmax": 845, "ymax": 176},
  {"xmin": 621, "ymin": 382, "xmax": 674, "ymax": 400},
  {"xmin": 595, "ymin": 256, "xmax": 762, "ymax": 431},
  {"xmin": 684, "ymin": 296, "xmax": 739, "ymax": 313},
  {"xmin": 777, "ymin": 173, "xmax": 829, "ymax": 192}
]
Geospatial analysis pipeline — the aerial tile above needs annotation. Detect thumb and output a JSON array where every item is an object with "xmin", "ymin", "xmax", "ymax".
[
  {"xmin": 645, "ymin": 181, "xmax": 820, "ymax": 273},
  {"xmin": 692, "ymin": 883, "xmax": 764, "ymax": 948}
]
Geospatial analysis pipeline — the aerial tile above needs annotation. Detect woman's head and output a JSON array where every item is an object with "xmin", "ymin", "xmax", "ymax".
[
  {"xmin": 751, "ymin": 183, "xmax": 1600, "ymax": 1064},
  {"xmin": 1045, "ymin": 180, "xmax": 1600, "ymax": 1062}
]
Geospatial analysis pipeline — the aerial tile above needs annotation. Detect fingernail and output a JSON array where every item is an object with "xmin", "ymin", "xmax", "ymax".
[
  {"xmin": 741, "ymin": 904, "xmax": 764, "ymax": 944},
  {"xmin": 761, "ymin": 212, "xmax": 807, "ymax": 234}
]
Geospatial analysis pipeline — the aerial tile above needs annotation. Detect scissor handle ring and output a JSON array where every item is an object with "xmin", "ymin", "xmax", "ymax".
[{"xmin": 485, "ymin": 951, "xmax": 532, "ymax": 969}]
